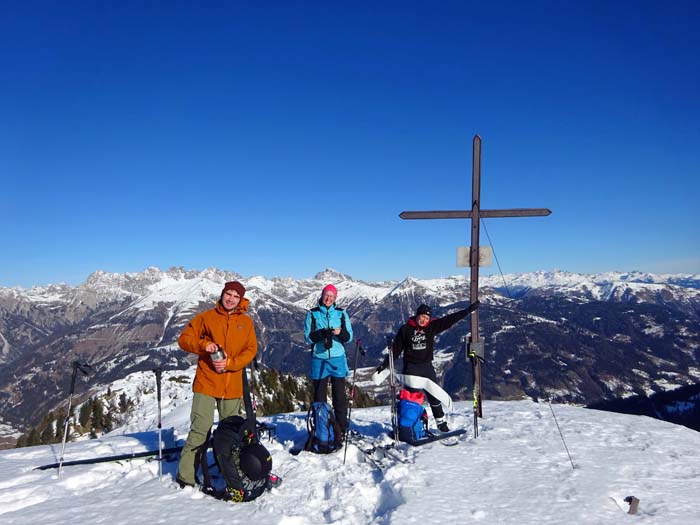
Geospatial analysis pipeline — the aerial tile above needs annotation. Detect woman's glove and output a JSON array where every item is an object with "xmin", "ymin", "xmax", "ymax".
[{"xmin": 323, "ymin": 329, "xmax": 334, "ymax": 350}]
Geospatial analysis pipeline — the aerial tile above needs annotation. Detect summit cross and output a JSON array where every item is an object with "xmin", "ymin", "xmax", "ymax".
[{"xmin": 399, "ymin": 135, "xmax": 551, "ymax": 436}]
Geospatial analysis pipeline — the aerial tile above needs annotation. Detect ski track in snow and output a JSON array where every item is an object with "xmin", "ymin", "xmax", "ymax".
[{"xmin": 1, "ymin": 400, "xmax": 700, "ymax": 524}]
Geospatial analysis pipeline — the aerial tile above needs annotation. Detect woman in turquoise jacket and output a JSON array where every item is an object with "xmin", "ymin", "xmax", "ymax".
[{"xmin": 303, "ymin": 283, "xmax": 353, "ymax": 443}]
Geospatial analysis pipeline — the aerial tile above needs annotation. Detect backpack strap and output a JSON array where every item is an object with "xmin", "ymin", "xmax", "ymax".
[
  {"xmin": 213, "ymin": 416, "xmax": 249, "ymax": 491},
  {"xmin": 303, "ymin": 404, "xmax": 316, "ymax": 451}
]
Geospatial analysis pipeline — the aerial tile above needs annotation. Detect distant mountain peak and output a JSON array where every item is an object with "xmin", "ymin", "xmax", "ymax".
[{"xmin": 313, "ymin": 268, "xmax": 354, "ymax": 282}]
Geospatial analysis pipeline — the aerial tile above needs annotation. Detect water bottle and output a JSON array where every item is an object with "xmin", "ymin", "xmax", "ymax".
[{"xmin": 211, "ymin": 345, "xmax": 225, "ymax": 361}]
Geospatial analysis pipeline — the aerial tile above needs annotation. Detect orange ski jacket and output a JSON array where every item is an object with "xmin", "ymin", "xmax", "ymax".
[{"xmin": 178, "ymin": 297, "xmax": 257, "ymax": 399}]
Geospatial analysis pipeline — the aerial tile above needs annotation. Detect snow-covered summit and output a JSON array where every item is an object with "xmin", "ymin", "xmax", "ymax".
[
  {"xmin": 1, "ymin": 365, "xmax": 699, "ymax": 524},
  {"xmin": 313, "ymin": 268, "xmax": 354, "ymax": 283}
]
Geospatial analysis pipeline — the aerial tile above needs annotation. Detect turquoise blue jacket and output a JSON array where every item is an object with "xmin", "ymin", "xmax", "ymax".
[{"xmin": 304, "ymin": 302, "xmax": 353, "ymax": 359}]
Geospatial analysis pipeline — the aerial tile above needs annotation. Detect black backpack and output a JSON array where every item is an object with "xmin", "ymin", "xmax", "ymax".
[
  {"xmin": 211, "ymin": 415, "xmax": 271, "ymax": 501},
  {"xmin": 197, "ymin": 366, "xmax": 276, "ymax": 502}
]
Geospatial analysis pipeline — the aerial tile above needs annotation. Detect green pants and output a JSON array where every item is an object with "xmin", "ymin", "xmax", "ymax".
[{"xmin": 177, "ymin": 392, "xmax": 242, "ymax": 485}]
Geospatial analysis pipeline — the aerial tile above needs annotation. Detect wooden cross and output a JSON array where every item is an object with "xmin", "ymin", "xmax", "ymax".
[{"xmin": 399, "ymin": 135, "xmax": 551, "ymax": 436}]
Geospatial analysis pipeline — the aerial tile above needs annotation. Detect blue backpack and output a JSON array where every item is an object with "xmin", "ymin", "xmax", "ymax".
[
  {"xmin": 397, "ymin": 390, "xmax": 429, "ymax": 443},
  {"xmin": 304, "ymin": 401, "xmax": 337, "ymax": 454}
]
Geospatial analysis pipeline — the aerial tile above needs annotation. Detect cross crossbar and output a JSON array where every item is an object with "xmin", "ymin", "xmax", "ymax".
[{"xmin": 400, "ymin": 209, "xmax": 551, "ymax": 219}]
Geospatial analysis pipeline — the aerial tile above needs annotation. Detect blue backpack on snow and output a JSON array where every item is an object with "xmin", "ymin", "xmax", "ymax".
[
  {"xmin": 397, "ymin": 389, "xmax": 429, "ymax": 443},
  {"xmin": 304, "ymin": 401, "xmax": 338, "ymax": 454}
]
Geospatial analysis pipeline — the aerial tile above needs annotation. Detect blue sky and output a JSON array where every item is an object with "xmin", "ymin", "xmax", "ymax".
[{"xmin": 2, "ymin": 1, "xmax": 699, "ymax": 287}]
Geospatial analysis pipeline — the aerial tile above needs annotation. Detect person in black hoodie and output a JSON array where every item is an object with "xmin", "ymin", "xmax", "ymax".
[{"xmin": 377, "ymin": 301, "xmax": 479, "ymax": 432}]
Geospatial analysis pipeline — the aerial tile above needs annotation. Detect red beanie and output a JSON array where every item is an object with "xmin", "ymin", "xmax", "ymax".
[
  {"xmin": 322, "ymin": 284, "xmax": 338, "ymax": 297},
  {"xmin": 222, "ymin": 281, "xmax": 246, "ymax": 298}
]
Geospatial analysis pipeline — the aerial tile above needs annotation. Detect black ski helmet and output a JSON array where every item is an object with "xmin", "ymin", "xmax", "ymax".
[{"xmin": 239, "ymin": 443, "xmax": 272, "ymax": 481}]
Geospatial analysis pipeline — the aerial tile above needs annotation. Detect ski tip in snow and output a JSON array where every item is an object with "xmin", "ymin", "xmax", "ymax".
[{"xmin": 405, "ymin": 428, "xmax": 467, "ymax": 447}]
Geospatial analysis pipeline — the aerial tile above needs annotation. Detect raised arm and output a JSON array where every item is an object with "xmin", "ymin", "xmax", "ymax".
[{"xmin": 429, "ymin": 301, "xmax": 480, "ymax": 333}]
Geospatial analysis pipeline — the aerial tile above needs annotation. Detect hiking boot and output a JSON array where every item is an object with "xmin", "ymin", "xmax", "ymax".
[
  {"xmin": 437, "ymin": 421, "xmax": 450, "ymax": 433},
  {"xmin": 175, "ymin": 474, "xmax": 194, "ymax": 489},
  {"xmin": 334, "ymin": 424, "xmax": 347, "ymax": 448}
]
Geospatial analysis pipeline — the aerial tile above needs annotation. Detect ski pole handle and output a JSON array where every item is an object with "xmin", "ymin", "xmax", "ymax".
[{"xmin": 153, "ymin": 368, "xmax": 163, "ymax": 403}]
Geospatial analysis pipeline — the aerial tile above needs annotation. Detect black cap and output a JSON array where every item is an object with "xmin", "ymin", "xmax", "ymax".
[{"xmin": 416, "ymin": 304, "xmax": 431, "ymax": 317}]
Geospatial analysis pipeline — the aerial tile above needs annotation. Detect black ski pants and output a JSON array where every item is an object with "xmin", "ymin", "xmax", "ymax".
[
  {"xmin": 312, "ymin": 376, "xmax": 348, "ymax": 433},
  {"xmin": 402, "ymin": 361, "xmax": 445, "ymax": 420}
]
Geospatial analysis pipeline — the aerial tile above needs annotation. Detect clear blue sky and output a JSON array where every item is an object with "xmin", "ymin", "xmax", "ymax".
[{"xmin": 2, "ymin": 1, "xmax": 699, "ymax": 287}]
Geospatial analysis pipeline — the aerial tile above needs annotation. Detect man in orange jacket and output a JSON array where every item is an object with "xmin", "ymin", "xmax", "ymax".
[{"xmin": 175, "ymin": 280, "xmax": 258, "ymax": 488}]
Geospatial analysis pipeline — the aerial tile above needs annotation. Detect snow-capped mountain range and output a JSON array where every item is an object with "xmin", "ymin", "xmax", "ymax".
[{"xmin": 1, "ymin": 267, "xmax": 699, "ymax": 442}]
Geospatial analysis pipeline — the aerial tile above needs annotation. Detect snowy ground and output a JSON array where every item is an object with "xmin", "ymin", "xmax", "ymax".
[{"xmin": 1, "ymin": 386, "xmax": 700, "ymax": 524}]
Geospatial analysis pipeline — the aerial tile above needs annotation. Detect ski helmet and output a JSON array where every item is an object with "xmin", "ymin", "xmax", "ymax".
[{"xmin": 239, "ymin": 443, "xmax": 272, "ymax": 481}]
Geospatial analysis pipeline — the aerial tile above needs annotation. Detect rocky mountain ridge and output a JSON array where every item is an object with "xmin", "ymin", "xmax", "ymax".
[{"xmin": 1, "ymin": 267, "xmax": 698, "ymax": 439}]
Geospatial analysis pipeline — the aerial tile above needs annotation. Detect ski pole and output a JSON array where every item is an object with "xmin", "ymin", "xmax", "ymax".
[
  {"xmin": 153, "ymin": 367, "xmax": 163, "ymax": 480},
  {"xmin": 470, "ymin": 344, "xmax": 485, "ymax": 437},
  {"xmin": 58, "ymin": 360, "xmax": 91, "ymax": 477},
  {"xmin": 548, "ymin": 399, "xmax": 575, "ymax": 470},
  {"xmin": 249, "ymin": 359, "xmax": 276, "ymax": 442},
  {"xmin": 386, "ymin": 335, "xmax": 398, "ymax": 448},
  {"xmin": 343, "ymin": 339, "xmax": 365, "ymax": 464},
  {"xmin": 251, "ymin": 358, "xmax": 259, "ymax": 413},
  {"xmin": 242, "ymin": 364, "xmax": 258, "ymax": 439}
]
